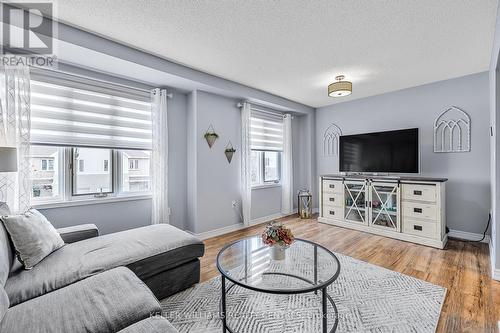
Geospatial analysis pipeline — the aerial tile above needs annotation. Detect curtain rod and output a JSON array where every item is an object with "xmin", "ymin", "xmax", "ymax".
[
  {"xmin": 30, "ymin": 142, "xmax": 152, "ymax": 151},
  {"xmin": 32, "ymin": 66, "xmax": 173, "ymax": 99}
]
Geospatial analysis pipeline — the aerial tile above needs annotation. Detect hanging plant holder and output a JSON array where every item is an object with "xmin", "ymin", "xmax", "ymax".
[
  {"xmin": 204, "ymin": 124, "xmax": 219, "ymax": 148},
  {"xmin": 224, "ymin": 141, "xmax": 236, "ymax": 164}
]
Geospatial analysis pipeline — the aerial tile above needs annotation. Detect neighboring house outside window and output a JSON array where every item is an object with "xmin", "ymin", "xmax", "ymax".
[
  {"xmin": 30, "ymin": 146, "xmax": 60, "ymax": 199},
  {"xmin": 122, "ymin": 151, "xmax": 151, "ymax": 192}
]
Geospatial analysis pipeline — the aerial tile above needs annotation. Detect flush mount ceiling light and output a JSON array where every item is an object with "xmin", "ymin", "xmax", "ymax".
[{"xmin": 328, "ymin": 75, "xmax": 352, "ymax": 97}]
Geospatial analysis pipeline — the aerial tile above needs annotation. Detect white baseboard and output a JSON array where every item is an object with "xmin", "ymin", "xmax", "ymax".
[
  {"xmin": 447, "ymin": 229, "xmax": 490, "ymax": 243},
  {"xmin": 249, "ymin": 211, "xmax": 293, "ymax": 226},
  {"xmin": 190, "ymin": 211, "xmax": 296, "ymax": 240},
  {"xmin": 188, "ymin": 223, "xmax": 245, "ymax": 240}
]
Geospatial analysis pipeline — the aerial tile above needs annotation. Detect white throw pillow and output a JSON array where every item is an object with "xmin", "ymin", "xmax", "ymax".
[{"xmin": 1, "ymin": 209, "xmax": 64, "ymax": 269}]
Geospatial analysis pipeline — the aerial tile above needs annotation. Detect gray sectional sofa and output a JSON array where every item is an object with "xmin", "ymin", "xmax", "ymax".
[{"xmin": 0, "ymin": 203, "xmax": 205, "ymax": 332}]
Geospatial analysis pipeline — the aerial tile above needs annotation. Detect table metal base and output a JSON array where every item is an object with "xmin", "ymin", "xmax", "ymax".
[{"xmin": 219, "ymin": 273, "xmax": 339, "ymax": 333}]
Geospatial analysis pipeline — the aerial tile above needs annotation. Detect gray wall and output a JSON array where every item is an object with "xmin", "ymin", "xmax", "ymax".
[
  {"xmin": 187, "ymin": 90, "xmax": 311, "ymax": 234},
  {"xmin": 40, "ymin": 199, "xmax": 152, "ymax": 235},
  {"xmin": 194, "ymin": 91, "xmax": 241, "ymax": 234},
  {"xmin": 41, "ymin": 91, "xmax": 189, "ymax": 234},
  {"xmin": 316, "ymin": 72, "xmax": 491, "ymax": 235}
]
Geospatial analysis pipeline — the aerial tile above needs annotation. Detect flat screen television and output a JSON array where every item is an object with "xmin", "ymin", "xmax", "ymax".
[{"xmin": 339, "ymin": 128, "xmax": 419, "ymax": 173}]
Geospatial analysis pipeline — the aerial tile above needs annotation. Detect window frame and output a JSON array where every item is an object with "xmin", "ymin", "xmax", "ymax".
[{"xmin": 30, "ymin": 146, "xmax": 152, "ymax": 207}]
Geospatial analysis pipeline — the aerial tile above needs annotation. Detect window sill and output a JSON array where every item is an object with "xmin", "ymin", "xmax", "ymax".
[
  {"xmin": 32, "ymin": 194, "xmax": 152, "ymax": 210},
  {"xmin": 252, "ymin": 183, "xmax": 282, "ymax": 190}
]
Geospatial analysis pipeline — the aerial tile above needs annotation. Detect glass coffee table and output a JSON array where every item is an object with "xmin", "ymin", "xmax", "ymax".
[{"xmin": 216, "ymin": 236, "xmax": 341, "ymax": 333}]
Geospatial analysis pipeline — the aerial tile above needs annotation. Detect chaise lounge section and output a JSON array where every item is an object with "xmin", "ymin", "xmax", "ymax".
[{"xmin": 0, "ymin": 203, "xmax": 204, "ymax": 332}]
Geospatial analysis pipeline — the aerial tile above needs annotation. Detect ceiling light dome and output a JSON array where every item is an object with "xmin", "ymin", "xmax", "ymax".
[{"xmin": 328, "ymin": 75, "xmax": 352, "ymax": 97}]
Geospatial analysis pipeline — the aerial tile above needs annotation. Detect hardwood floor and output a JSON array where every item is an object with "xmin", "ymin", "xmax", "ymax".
[{"xmin": 200, "ymin": 214, "xmax": 500, "ymax": 333}]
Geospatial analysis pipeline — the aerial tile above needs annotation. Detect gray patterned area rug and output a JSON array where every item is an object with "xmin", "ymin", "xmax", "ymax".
[{"xmin": 161, "ymin": 253, "xmax": 446, "ymax": 333}]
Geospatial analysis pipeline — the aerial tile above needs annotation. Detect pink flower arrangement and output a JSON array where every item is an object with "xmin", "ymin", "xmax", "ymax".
[{"xmin": 261, "ymin": 221, "xmax": 295, "ymax": 247}]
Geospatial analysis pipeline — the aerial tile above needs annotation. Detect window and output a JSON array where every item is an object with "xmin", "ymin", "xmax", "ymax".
[
  {"xmin": 250, "ymin": 110, "xmax": 284, "ymax": 187},
  {"xmin": 263, "ymin": 151, "xmax": 280, "ymax": 182},
  {"xmin": 72, "ymin": 148, "xmax": 113, "ymax": 196},
  {"xmin": 40, "ymin": 158, "xmax": 54, "ymax": 171},
  {"xmin": 30, "ymin": 145, "xmax": 152, "ymax": 204},
  {"xmin": 129, "ymin": 159, "xmax": 139, "ymax": 170},
  {"xmin": 28, "ymin": 68, "xmax": 153, "ymax": 205},
  {"xmin": 251, "ymin": 151, "xmax": 281, "ymax": 185},
  {"xmin": 29, "ymin": 146, "xmax": 62, "ymax": 200}
]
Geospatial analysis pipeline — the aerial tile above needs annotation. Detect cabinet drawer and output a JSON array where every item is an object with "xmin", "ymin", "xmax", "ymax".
[
  {"xmin": 403, "ymin": 219, "xmax": 439, "ymax": 239},
  {"xmin": 322, "ymin": 193, "xmax": 343, "ymax": 207},
  {"xmin": 322, "ymin": 205, "xmax": 342, "ymax": 219},
  {"xmin": 402, "ymin": 202, "xmax": 437, "ymax": 221},
  {"xmin": 402, "ymin": 184, "xmax": 436, "ymax": 203},
  {"xmin": 322, "ymin": 180, "xmax": 343, "ymax": 194}
]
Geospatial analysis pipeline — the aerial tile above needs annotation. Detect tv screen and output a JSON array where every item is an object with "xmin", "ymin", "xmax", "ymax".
[{"xmin": 339, "ymin": 128, "xmax": 419, "ymax": 173}]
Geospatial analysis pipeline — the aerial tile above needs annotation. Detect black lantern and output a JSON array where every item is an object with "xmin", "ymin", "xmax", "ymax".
[{"xmin": 297, "ymin": 189, "xmax": 312, "ymax": 219}]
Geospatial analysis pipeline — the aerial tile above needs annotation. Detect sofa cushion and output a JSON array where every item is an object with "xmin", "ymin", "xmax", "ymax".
[
  {"xmin": 5, "ymin": 224, "xmax": 204, "ymax": 305},
  {"xmin": 118, "ymin": 317, "xmax": 179, "ymax": 333},
  {"xmin": 0, "ymin": 267, "xmax": 161, "ymax": 333},
  {"xmin": 0, "ymin": 202, "xmax": 14, "ymax": 286},
  {"xmin": 2, "ymin": 209, "xmax": 65, "ymax": 269}
]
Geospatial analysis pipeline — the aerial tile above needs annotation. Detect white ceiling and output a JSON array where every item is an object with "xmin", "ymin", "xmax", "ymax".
[{"xmin": 53, "ymin": 0, "xmax": 498, "ymax": 108}]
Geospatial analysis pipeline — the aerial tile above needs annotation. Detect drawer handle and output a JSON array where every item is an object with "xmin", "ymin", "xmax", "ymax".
[
  {"xmin": 329, "ymin": 184, "xmax": 335, "ymax": 189},
  {"xmin": 413, "ymin": 190, "xmax": 422, "ymax": 195},
  {"xmin": 414, "ymin": 208, "xmax": 422, "ymax": 213},
  {"xmin": 413, "ymin": 225, "xmax": 423, "ymax": 231},
  {"xmin": 329, "ymin": 198, "xmax": 335, "ymax": 202},
  {"xmin": 329, "ymin": 210, "xmax": 335, "ymax": 215}
]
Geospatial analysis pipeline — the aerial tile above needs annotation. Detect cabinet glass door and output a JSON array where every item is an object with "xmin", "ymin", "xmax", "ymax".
[
  {"xmin": 369, "ymin": 182, "xmax": 400, "ymax": 231},
  {"xmin": 344, "ymin": 181, "xmax": 368, "ymax": 224}
]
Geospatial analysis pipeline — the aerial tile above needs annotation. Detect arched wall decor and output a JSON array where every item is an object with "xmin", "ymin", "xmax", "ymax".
[
  {"xmin": 323, "ymin": 123, "xmax": 342, "ymax": 157},
  {"xmin": 434, "ymin": 106, "xmax": 471, "ymax": 153}
]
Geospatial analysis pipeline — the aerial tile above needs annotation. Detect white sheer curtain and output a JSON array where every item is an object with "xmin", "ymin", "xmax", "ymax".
[
  {"xmin": 0, "ymin": 65, "xmax": 31, "ymax": 214},
  {"xmin": 151, "ymin": 88, "xmax": 169, "ymax": 224},
  {"xmin": 281, "ymin": 114, "xmax": 293, "ymax": 214},
  {"xmin": 240, "ymin": 102, "xmax": 252, "ymax": 225}
]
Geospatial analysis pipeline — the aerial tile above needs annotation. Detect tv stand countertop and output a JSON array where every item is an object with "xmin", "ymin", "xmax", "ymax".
[{"xmin": 321, "ymin": 174, "xmax": 448, "ymax": 183}]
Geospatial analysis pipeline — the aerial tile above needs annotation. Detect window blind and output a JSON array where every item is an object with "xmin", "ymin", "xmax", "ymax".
[
  {"xmin": 29, "ymin": 69, "xmax": 153, "ymax": 150},
  {"xmin": 250, "ymin": 110, "xmax": 283, "ymax": 151}
]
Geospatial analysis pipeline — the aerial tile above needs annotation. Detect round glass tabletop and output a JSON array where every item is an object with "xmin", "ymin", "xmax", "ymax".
[{"xmin": 216, "ymin": 236, "xmax": 341, "ymax": 294}]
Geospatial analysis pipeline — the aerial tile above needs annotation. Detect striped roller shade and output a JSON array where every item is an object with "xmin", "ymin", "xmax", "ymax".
[
  {"xmin": 29, "ymin": 68, "xmax": 152, "ymax": 150},
  {"xmin": 250, "ymin": 110, "xmax": 283, "ymax": 151}
]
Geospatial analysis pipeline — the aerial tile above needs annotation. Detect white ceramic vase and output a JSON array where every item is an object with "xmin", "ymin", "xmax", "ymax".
[{"xmin": 270, "ymin": 244, "xmax": 286, "ymax": 260}]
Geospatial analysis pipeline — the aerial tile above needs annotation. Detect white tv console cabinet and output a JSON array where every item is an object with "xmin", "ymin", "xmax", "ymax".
[{"xmin": 318, "ymin": 175, "xmax": 447, "ymax": 249}]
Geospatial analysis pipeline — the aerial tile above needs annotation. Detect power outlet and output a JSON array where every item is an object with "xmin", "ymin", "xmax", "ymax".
[
  {"xmin": 231, "ymin": 200, "xmax": 238, "ymax": 208},
  {"xmin": 167, "ymin": 207, "xmax": 171, "ymax": 215}
]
